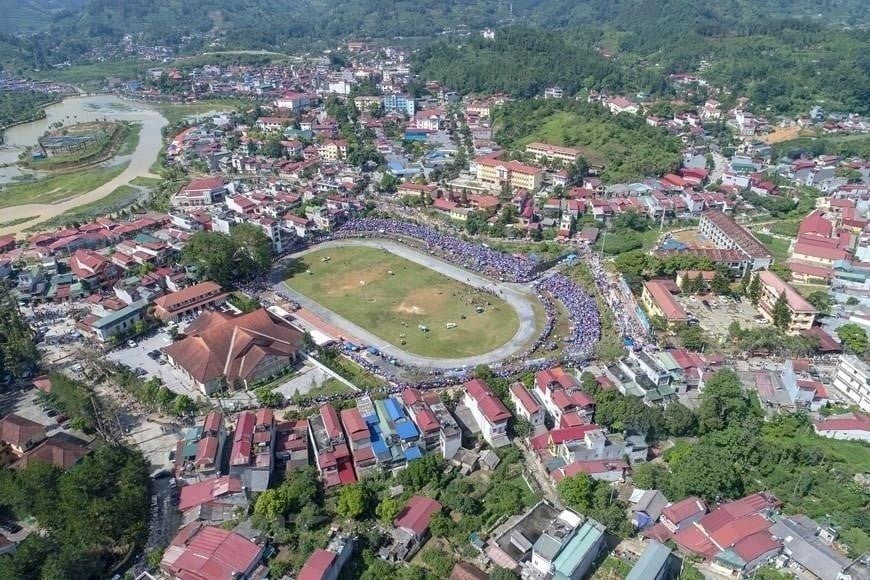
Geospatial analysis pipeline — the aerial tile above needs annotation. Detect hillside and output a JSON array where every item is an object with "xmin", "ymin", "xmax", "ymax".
[
  {"xmin": 493, "ymin": 99, "xmax": 683, "ymax": 183},
  {"xmin": 0, "ymin": 0, "xmax": 84, "ymax": 33}
]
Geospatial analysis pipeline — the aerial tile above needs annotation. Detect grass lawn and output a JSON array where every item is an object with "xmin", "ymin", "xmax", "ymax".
[
  {"xmin": 0, "ymin": 215, "xmax": 38, "ymax": 228},
  {"xmin": 286, "ymin": 246, "xmax": 520, "ymax": 358},
  {"xmin": 129, "ymin": 176, "xmax": 161, "ymax": 188},
  {"xmin": 753, "ymin": 231, "xmax": 791, "ymax": 262},
  {"xmin": 117, "ymin": 123, "xmax": 141, "ymax": 155},
  {"xmin": 304, "ymin": 378, "xmax": 353, "ymax": 399},
  {"xmin": 0, "ymin": 162, "xmax": 129, "ymax": 209},
  {"xmin": 31, "ymin": 60, "xmax": 144, "ymax": 87},
  {"xmin": 154, "ymin": 99, "xmax": 251, "ymax": 125},
  {"xmin": 28, "ymin": 182, "xmax": 145, "ymax": 230}
]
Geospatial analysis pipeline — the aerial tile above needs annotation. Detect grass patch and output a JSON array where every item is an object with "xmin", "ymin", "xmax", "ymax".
[
  {"xmin": 0, "ymin": 162, "xmax": 129, "ymax": 209},
  {"xmin": 791, "ymin": 283, "xmax": 832, "ymax": 298},
  {"xmin": 153, "ymin": 99, "xmax": 250, "ymax": 125},
  {"xmin": 31, "ymin": 60, "xmax": 144, "ymax": 87},
  {"xmin": 753, "ymin": 231, "xmax": 791, "ymax": 262},
  {"xmin": 116, "ymin": 123, "xmax": 141, "ymax": 155},
  {"xmin": 29, "ymin": 182, "xmax": 144, "ymax": 230},
  {"xmin": 592, "ymin": 555, "xmax": 632, "ymax": 580},
  {"xmin": 319, "ymin": 352, "xmax": 386, "ymax": 391},
  {"xmin": 286, "ymin": 246, "xmax": 520, "ymax": 358},
  {"xmin": 0, "ymin": 215, "xmax": 39, "ymax": 228},
  {"xmin": 129, "ymin": 176, "xmax": 161, "ymax": 188},
  {"xmin": 305, "ymin": 378, "xmax": 353, "ymax": 399},
  {"xmin": 768, "ymin": 219, "xmax": 800, "ymax": 238}
]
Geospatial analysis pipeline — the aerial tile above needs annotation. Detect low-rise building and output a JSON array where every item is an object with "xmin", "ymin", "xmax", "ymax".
[
  {"xmin": 754, "ymin": 270, "xmax": 817, "ymax": 333},
  {"xmin": 152, "ymin": 281, "xmax": 228, "ymax": 322},
  {"xmin": 228, "ymin": 409, "xmax": 275, "ymax": 492},
  {"xmin": 525, "ymin": 142, "xmax": 582, "ymax": 165},
  {"xmin": 509, "ymin": 383, "xmax": 546, "ymax": 429},
  {"xmin": 626, "ymin": 540, "xmax": 674, "ymax": 580},
  {"xmin": 298, "ymin": 534, "xmax": 354, "ymax": 580},
  {"xmin": 309, "ymin": 403, "xmax": 355, "ymax": 488},
  {"xmin": 161, "ymin": 523, "xmax": 264, "ymax": 580},
  {"xmin": 462, "ymin": 378, "xmax": 511, "ymax": 447},
  {"xmin": 535, "ymin": 368, "xmax": 595, "ymax": 428},
  {"xmin": 177, "ymin": 475, "xmax": 248, "ymax": 525},
  {"xmin": 813, "ymin": 412, "xmax": 870, "ymax": 442},
  {"xmin": 381, "ymin": 495, "xmax": 442, "ymax": 561},
  {"xmin": 274, "ymin": 419, "xmax": 309, "ymax": 469},
  {"xmin": 172, "ymin": 176, "xmax": 227, "ymax": 207},
  {"xmin": 833, "ymin": 355, "xmax": 870, "ymax": 412},
  {"xmin": 699, "ymin": 211, "xmax": 773, "ymax": 271},
  {"xmin": 0, "ymin": 413, "xmax": 46, "ymax": 458},
  {"xmin": 641, "ymin": 281, "xmax": 688, "ymax": 326}
]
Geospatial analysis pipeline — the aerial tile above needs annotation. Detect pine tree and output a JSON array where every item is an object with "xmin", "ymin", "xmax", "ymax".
[
  {"xmin": 739, "ymin": 268, "xmax": 752, "ymax": 294},
  {"xmin": 747, "ymin": 274, "xmax": 761, "ymax": 305},
  {"xmin": 772, "ymin": 292, "xmax": 792, "ymax": 330}
]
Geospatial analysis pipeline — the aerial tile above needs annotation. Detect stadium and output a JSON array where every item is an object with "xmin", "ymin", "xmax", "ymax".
[{"xmin": 276, "ymin": 219, "xmax": 603, "ymax": 375}]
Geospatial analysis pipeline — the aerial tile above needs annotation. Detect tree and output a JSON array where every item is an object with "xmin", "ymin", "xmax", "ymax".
[
  {"xmin": 710, "ymin": 268, "xmax": 732, "ymax": 296},
  {"xmin": 806, "ymin": 291, "xmax": 832, "ymax": 315},
  {"xmin": 231, "ymin": 223, "xmax": 272, "ymax": 272},
  {"xmin": 772, "ymin": 293, "xmax": 792, "ymax": 330},
  {"xmin": 337, "ymin": 483, "xmax": 371, "ymax": 520},
  {"xmin": 557, "ymin": 473, "xmax": 595, "ymax": 512},
  {"xmin": 428, "ymin": 512, "xmax": 451, "ymax": 537},
  {"xmin": 254, "ymin": 387, "xmax": 283, "ymax": 407},
  {"xmin": 837, "ymin": 323, "xmax": 868, "ymax": 355},
  {"xmin": 490, "ymin": 567, "xmax": 520, "ymax": 580},
  {"xmin": 697, "ymin": 370, "xmax": 753, "ymax": 433},
  {"xmin": 676, "ymin": 325, "xmax": 708, "ymax": 352},
  {"xmin": 632, "ymin": 463, "xmax": 670, "ymax": 490},
  {"xmin": 746, "ymin": 273, "xmax": 761, "ymax": 305},
  {"xmin": 376, "ymin": 497, "xmax": 402, "ymax": 524},
  {"xmin": 379, "ymin": 173, "xmax": 399, "ymax": 193},
  {"xmin": 664, "ymin": 402, "xmax": 698, "ymax": 436}
]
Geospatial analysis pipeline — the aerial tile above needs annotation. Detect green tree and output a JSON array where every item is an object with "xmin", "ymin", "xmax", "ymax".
[
  {"xmin": 664, "ymin": 402, "xmax": 698, "ymax": 436},
  {"xmin": 490, "ymin": 568, "xmax": 520, "ymax": 580},
  {"xmin": 676, "ymin": 325, "xmax": 708, "ymax": 352},
  {"xmin": 837, "ymin": 323, "xmax": 868, "ymax": 354},
  {"xmin": 376, "ymin": 497, "xmax": 402, "ymax": 524},
  {"xmin": 746, "ymin": 274, "xmax": 761, "ymax": 305},
  {"xmin": 337, "ymin": 483, "xmax": 371, "ymax": 520},
  {"xmin": 428, "ymin": 512, "xmax": 451, "ymax": 537},
  {"xmin": 806, "ymin": 291, "xmax": 832, "ymax": 315},
  {"xmin": 772, "ymin": 293, "xmax": 792, "ymax": 330},
  {"xmin": 557, "ymin": 473, "xmax": 595, "ymax": 512},
  {"xmin": 631, "ymin": 463, "xmax": 671, "ymax": 490},
  {"xmin": 697, "ymin": 370, "xmax": 752, "ymax": 433},
  {"xmin": 710, "ymin": 268, "xmax": 732, "ymax": 296}
]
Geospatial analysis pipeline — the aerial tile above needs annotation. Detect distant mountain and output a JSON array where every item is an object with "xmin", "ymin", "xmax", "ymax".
[{"xmin": 0, "ymin": 0, "xmax": 85, "ymax": 33}]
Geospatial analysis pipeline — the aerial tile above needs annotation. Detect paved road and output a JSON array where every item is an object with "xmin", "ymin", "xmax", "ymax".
[{"xmin": 274, "ymin": 238, "xmax": 543, "ymax": 370}]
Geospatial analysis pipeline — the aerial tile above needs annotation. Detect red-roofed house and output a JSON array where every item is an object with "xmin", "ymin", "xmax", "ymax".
[
  {"xmin": 641, "ymin": 281, "xmax": 688, "ymax": 326},
  {"xmin": 297, "ymin": 535, "xmax": 353, "ymax": 580},
  {"xmin": 177, "ymin": 475, "xmax": 247, "ymax": 525},
  {"xmin": 535, "ymin": 367, "xmax": 594, "ymax": 427},
  {"xmin": 192, "ymin": 412, "xmax": 226, "ymax": 476},
  {"xmin": 462, "ymin": 378, "xmax": 511, "ymax": 447},
  {"xmin": 68, "ymin": 249, "xmax": 120, "ymax": 289},
  {"xmin": 509, "ymin": 383, "xmax": 545, "ymax": 428},
  {"xmin": 161, "ymin": 523, "xmax": 263, "ymax": 580},
  {"xmin": 228, "ymin": 409, "xmax": 274, "ymax": 492},
  {"xmin": 172, "ymin": 177, "xmax": 227, "ymax": 207},
  {"xmin": 274, "ymin": 419, "xmax": 309, "ymax": 469},
  {"xmin": 309, "ymin": 404, "xmax": 355, "ymax": 488},
  {"xmin": 798, "ymin": 210, "xmax": 833, "ymax": 238},
  {"xmin": 395, "ymin": 495, "xmax": 441, "ymax": 540},
  {"xmin": 813, "ymin": 412, "xmax": 870, "ymax": 442},
  {"xmin": 661, "ymin": 497, "xmax": 708, "ymax": 534},
  {"xmin": 551, "ymin": 458, "xmax": 629, "ymax": 482}
]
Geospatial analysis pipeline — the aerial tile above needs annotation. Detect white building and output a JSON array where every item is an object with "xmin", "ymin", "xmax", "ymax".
[
  {"xmin": 462, "ymin": 378, "xmax": 511, "ymax": 447},
  {"xmin": 509, "ymin": 383, "xmax": 545, "ymax": 428},
  {"xmin": 833, "ymin": 355, "xmax": 870, "ymax": 412}
]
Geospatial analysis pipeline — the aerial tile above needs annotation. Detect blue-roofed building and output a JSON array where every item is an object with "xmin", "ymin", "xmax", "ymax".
[
  {"xmin": 552, "ymin": 519, "xmax": 605, "ymax": 580},
  {"xmin": 404, "ymin": 446, "xmax": 423, "ymax": 461},
  {"xmin": 626, "ymin": 540, "xmax": 674, "ymax": 580}
]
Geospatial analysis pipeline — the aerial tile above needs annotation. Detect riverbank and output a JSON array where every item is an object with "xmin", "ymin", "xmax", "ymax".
[{"xmin": 17, "ymin": 122, "xmax": 136, "ymax": 172}]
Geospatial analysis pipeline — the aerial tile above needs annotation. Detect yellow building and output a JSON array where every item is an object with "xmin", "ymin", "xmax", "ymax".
[
  {"xmin": 755, "ymin": 270, "xmax": 817, "ymax": 333},
  {"xmin": 476, "ymin": 157, "xmax": 543, "ymax": 192},
  {"xmin": 641, "ymin": 281, "xmax": 688, "ymax": 326},
  {"xmin": 525, "ymin": 142, "xmax": 581, "ymax": 165}
]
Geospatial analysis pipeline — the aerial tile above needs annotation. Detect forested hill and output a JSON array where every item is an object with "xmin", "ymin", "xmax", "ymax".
[{"xmin": 7, "ymin": 0, "xmax": 868, "ymax": 49}]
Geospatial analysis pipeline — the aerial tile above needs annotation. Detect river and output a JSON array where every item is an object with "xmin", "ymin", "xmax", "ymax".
[{"xmin": 0, "ymin": 95, "xmax": 168, "ymax": 235}]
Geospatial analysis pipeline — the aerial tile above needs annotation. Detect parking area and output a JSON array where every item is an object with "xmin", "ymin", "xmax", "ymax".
[
  {"xmin": 106, "ymin": 327, "xmax": 203, "ymax": 399},
  {"xmin": 675, "ymin": 294, "xmax": 762, "ymax": 339}
]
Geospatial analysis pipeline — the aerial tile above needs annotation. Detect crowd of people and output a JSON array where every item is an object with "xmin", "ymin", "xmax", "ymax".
[
  {"xmin": 334, "ymin": 218, "xmax": 538, "ymax": 282},
  {"xmin": 537, "ymin": 272, "xmax": 601, "ymax": 355}
]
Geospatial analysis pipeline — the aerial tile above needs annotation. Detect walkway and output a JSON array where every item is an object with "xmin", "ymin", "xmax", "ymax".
[{"xmin": 273, "ymin": 238, "xmax": 544, "ymax": 370}]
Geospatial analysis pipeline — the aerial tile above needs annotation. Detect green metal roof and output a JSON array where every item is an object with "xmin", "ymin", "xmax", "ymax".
[
  {"xmin": 91, "ymin": 299, "xmax": 148, "ymax": 330},
  {"xmin": 553, "ymin": 520, "xmax": 604, "ymax": 579}
]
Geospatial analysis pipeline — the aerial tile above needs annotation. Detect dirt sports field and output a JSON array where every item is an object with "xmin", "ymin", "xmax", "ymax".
[{"xmin": 284, "ymin": 245, "xmax": 520, "ymax": 358}]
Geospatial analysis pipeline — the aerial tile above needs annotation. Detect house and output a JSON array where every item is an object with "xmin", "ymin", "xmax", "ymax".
[
  {"xmin": 177, "ymin": 475, "xmax": 248, "ymax": 525},
  {"xmin": 770, "ymin": 514, "xmax": 870, "ymax": 580},
  {"xmin": 641, "ymin": 281, "xmax": 688, "ymax": 326},
  {"xmin": 626, "ymin": 541, "xmax": 674, "ymax": 580},
  {"xmin": 78, "ymin": 298, "xmax": 148, "ymax": 343},
  {"xmin": 160, "ymin": 523, "xmax": 264, "ymax": 580},
  {"xmin": 381, "ymin": 495, "xmax": 442, "ymax": 562},
  {"xmin": 68, "ymin": 249, "xmax": 120, "ymax": 289},
  {"xmin": 400, "ymin": 388, "xmax": 461, "ymax": 459},
  {"xmin": 659, "ymin": 497, "xmax": 708, "ymax": 535},
  {"xmin": 509, "ymin": 383, "xmax": 545, "ymax": 429},
  {"xmin": 298, "ymin": 534, "xmax": 354, "ymax": 580},
  {"xmin": 0, "ymin": 413, "xmax": 46, "ymax": 456},
  {"xmin": 186, "ymin": 412, "xmax": 227, "ymax": 476},
  {"xmin": 535, "ymin": 367, "xmax": 595, "ymax": 428},
  {"xmin": 449, "ymin": 562, "xmax": 489, "ymax": 580},
  {"xmin": 462, "ymin": 378, "xmax": 511, "ymax": 447},
  {"xmin": 274, "ymin": 92, "xmax": 312, "ymax": 111},
  {"xmin": 318, "ymin": 139, "xmax": 348, "ymax": 162},
  {"xmin": 753, "ymin": 271, "xmax": 817, "ymax": 333},
  {"xmin": 13, "ymin": 433, "xmax": 88, "ymax": 470},
  {"xmin": 309, "ymin": 403, "xmax": 355, "ymax": 488},
  {"xmin": 152, "ymin": 281, "xmax": 228, "ymax": 322},
  {"xmin": 698, "ymin": 211, "xmax": 773, "ymax": 271},
  {"xmin": 274, "ymin": 419, "xmax": 309, "ymax": 469},
  {"xmin": 228, "ymin": 409, "xmax": 275, "ymax": 492},
  {"xmin": 551, "ymin": 458, "xmax": 630, "ymax": 483},
  {"xmin": 163, "ymin": 308, "xmax": 303, "ymax": 394},
  {"xmin": 172, "ymin": 177, "xmax": 227, "ymax": 207},
  {"xmin": 814, "ymin": 412, "xmax": 870, "ymax": 442}
]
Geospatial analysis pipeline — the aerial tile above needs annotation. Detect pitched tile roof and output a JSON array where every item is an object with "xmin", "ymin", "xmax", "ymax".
[{"xmin": 394, "ymin": 495, "xmax": 441, "ymax": 537}]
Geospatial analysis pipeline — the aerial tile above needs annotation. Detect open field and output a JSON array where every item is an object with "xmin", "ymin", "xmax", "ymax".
[
  {"xmin": 285, "ymin": 246, "xmax": 520, "ymax": 358},
  {"xmin": 129, "ymin": 176, "xmax": 161, "ymax": 188},
  {"xmin": 0, "ymin": 162, "xmax": 129, "ymax": 209},
  {"xmin": 27, "ymin": 184, "xmax": 146, "ymax": 230},
  {"xmin": 154, "ymin": 99, "xmax": 251, "ymax": 125},
  {"xmin": 31, "ymin": 60, "xmax": 144, "ymax": 87}
]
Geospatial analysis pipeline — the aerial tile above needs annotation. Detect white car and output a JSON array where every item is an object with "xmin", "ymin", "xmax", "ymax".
[{"xmin": 127, "ymin": 340, "xmax": 137, "ymax": 348}]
